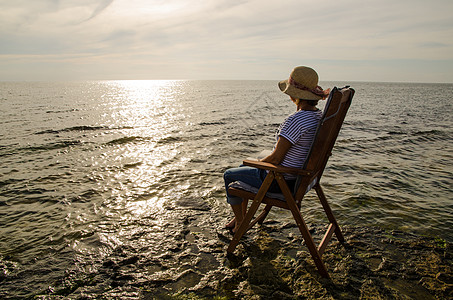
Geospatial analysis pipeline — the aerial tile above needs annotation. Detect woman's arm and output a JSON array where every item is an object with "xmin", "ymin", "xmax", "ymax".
[{"xmin": 260, "ymin": 136, "xmax": 292, "ymax": 165}]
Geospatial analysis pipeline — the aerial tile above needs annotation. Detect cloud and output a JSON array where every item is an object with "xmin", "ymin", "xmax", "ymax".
[
  {"xmin": 419, "ymin": 42, "xmax": 449, "ymax": 48},
  {"xmin": 0, "ymin": 0, "xmax": 452, "ymax": 82},
  {"xmin": 85, "ymin": 0, "xmax": 114, "ymax": 22}
]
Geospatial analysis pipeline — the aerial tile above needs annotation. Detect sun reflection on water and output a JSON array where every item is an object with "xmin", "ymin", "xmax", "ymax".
[
  {"xmin": 99, "ymin": 80, "xmax": 187, "ymax": 129},
  {"xmin": 95, "ymin": 80, "xmax": 190, "ymax": 219}
]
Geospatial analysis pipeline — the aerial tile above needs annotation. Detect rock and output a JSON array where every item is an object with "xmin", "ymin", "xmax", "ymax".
[{"xmin": 436, "ymin": 272, "xmax": 453, "ymax": 284}]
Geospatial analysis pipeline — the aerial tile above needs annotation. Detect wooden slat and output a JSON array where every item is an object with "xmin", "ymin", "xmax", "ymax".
[
  {"xmin": 242, "ymin": 160, "xmax": 313, "ymax": 176},
  {"xmin": 318, "ymin": 223, "xmax": 336, "ymax": 256},
  {"xmin": 314, "ymin": 185, "xmax": 345, "ymax": 243},
  {"xmin": 228, "ymin": 187, "xmax": 291, "ymax": 210},
  {"xmin": 275, "ymin": 173, "xmax": 329, "ymax": 278}
]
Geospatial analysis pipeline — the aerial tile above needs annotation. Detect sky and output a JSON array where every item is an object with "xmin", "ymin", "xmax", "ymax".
[{"xmin": 1, "ymin": 0, "xmax": 452, "ymax": 83}]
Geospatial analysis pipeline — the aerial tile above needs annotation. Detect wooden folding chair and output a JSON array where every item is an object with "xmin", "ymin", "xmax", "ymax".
[{"xmin": 227, "ymin": 86, "xmax": 354, "ymax": 278}]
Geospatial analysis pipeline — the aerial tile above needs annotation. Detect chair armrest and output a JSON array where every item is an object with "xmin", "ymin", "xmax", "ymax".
[{"xmin": 242, "ymin": 159, "xmax": 314, "ymax": 176}]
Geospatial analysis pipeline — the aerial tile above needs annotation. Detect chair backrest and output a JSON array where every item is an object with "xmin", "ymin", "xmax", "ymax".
[
  {"xmin": 305, "ymin": 86, "xmax": 354, "ymax": 175},
  {"xmin": 293, "ymin": 87, "xmax": 354, "ymax": 199}
]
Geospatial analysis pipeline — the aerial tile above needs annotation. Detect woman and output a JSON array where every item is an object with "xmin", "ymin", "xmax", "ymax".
[{"xmin": 223, "ymin": 66, "xmax": 330, "ymax": 233}]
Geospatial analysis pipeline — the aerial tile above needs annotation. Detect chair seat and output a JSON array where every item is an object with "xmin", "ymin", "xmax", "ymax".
[
  {"xmin": 229, "ymin": 181, "xmax": 286, "ymax": 201},
  {"xmin": 229, "ymin": 177, "xmax": 318, "ymax": 202}
]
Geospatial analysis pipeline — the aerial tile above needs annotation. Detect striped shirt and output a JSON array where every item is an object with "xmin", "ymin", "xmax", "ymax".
[{"xmin": 276, "ymin": 109, "xmax": 322, "ymax": 179}]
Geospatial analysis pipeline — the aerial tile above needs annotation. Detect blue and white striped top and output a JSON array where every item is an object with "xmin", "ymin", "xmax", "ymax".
[{"xmin": 276, "ymin": 109, "xmax": 323, "ymax": 179}]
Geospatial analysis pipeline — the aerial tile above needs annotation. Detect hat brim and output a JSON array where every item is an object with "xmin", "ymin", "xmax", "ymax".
[{"xmin": 278, "ymin": 79, "xmax": 322, "ymax": 101}]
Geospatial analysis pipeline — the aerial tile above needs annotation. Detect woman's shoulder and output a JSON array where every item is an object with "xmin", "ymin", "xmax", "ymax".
[
  {"xmin": 292, "ymin": 109, "xmax": 322, "ymax": 119},
  {"xmin": 282, "ymin": 110, "xmax": 322, "ymax": 127}
]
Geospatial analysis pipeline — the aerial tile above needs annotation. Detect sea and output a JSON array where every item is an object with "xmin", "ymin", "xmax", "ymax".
[{"xmin": 0, "ymin": 80, "xmax": 452, "ymax": 298}]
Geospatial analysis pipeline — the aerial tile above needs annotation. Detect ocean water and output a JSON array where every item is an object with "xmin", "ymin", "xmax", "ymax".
[{"xmin": 0, "ymin": 80, "xmax": 452, "ymax": 298}]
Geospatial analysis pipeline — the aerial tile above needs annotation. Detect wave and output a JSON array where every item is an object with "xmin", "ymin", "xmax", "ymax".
[
  {"xmin": 387, "ymin": 131, "xmax": 406, "ymax": 135},
  {"xmin": 71, "ymin": 189, "xmax": 101, "ymax": 203},
  {"xmin": 22, "ymin": 140, "xmax": 82, "ymax": 152},
  {"xmin": 35, "ymin": 125, "xmax": 134, "ymax": 135},
  {"xmin": 156, "ymin": 136, "xmax": 184, "ymax": 144},
  {"xmin": 386, "ymin": 129, "xmax": 449, "ymax": 138},
  {"xmin": 123, "ymin": 162, "xmax": 143, "ymax": 169},
  {"xmin": 105, "ymin": 135, "xmax": 185, "ymax": 146},
  {"xmin": 106, "ymin": 136, "xmax": 151, "ymax": 145},
  {"xmin": 36, "ymin": 126, "xmax": 106, "ymax": 135},
  {"xmin": 198, "ymin": 121, "xmax": 226, "ymax": 126},
  {"xmin": 2, "ymin": 139, "xmax": 84, "ymax": 157},
  {"xmin": 0, "ymin": 178, "xmax": 25, "ymax": 188},
  {"xmin": 45, "ymin": 108, "xmax": 79, "ymax": 114},
  {"xmin": 413, "ymin": 129, "xmax": 450, "ymax": 137}
]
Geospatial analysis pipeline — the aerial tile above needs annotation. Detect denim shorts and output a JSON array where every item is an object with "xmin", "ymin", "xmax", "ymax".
[{"xmin": 223, "ymin": 165, "xmax": 295, "ymax": 205}]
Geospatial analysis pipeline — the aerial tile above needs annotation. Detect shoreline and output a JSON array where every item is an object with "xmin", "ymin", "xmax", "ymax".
[
  {"xmin": 148, "ymin": 225, "xmax": 452, "ymax": 299},
  {"xmin": 6, "ymin": 223, "xmax": 447, "ymax": 299},
  {"xmin": 211, "ymin": 225, "xmax": 451, "ymax": 299}
]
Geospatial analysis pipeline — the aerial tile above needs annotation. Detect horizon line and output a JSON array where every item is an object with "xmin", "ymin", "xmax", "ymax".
[{"xmin": 1, "ymin": 79, "xmax": 452, "ymax": 84}]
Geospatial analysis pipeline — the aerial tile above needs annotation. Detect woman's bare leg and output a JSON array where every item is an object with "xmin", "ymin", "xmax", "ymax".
[
  {"xmin": 229, "ymin": 199, "xmax": 249, "ymax": 233},
  {"xmin": 225, "ymin": 217, "xmax": 236, "ymax": 229},
  {"xmin": 225, "ymin": 199, "xmax": 248, "ymax": 229},
  {"xmin": 230, "ymin": 203, "xmax": 244, "ymax": 233}
]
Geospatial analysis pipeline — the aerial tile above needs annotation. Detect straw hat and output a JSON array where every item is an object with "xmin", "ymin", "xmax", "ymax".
[{"xmin": 279, "ymin": 66, "xmax": 330, "ymax": 100}]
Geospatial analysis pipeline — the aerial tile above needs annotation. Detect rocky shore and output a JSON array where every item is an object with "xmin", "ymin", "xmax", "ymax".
[
  {"xmin": 140, "ymin": 223, "xmax": 452, "ymax": 299},
  {"xmin": 3, "ymin": 217, "xmax": 451, "ymax": 299},
  {"xmin": 211, "ymin": 225, "xmax": 452, "ymax": 299}
]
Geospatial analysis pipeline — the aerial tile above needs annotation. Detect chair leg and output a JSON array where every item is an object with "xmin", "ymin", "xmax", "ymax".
[
  {"xmin": 243, "ymin": 204, "xmax": 272, "ymax": 231},
  {"xmin": 257, "ymin": 204, "xmax": 272, "ymax": 225},
  {"xmin": 315, "ymin": 184, "xmax": 345, "ymax": 244},
  {"xmin": 318, "ymin": 223, "xmax": 336, "ymax": 256},
  {"xmin": 275, "ymin": 175, "xmax": 330, "ymax": 278},
  {"xmin": 227, "ymin": 172, "xmax": 275, "ymax": 253},
  {"xmin": 289, "ymin": 204, "xmax": 329, "ymax": 278}
]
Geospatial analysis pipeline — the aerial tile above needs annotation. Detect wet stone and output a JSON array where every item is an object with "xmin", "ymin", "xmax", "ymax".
[
  {"xmin": 119, "ymin": 256, "xmax": 139, "ymax": 266},
  {"xmin": 436, "ymin": 272, "xmax": 453, "ymax": 284},
  {"xmin": 176, "ymin": 198, "xmax": 211, "ymax": 211}
]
